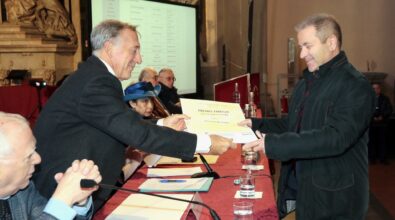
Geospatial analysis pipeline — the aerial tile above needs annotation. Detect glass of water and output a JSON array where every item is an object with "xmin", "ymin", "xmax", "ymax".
[
  {"xmin": 239, "ymin": 174, "xmax": 255, "ymax": 197},
  {"xmin": 233, "ymin": 201, "xmax": 253, "ymax": 220}
]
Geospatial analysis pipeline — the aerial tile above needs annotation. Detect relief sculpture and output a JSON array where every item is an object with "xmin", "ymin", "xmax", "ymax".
[{"xmin": 4, "ymin": 0, "xmax": 77, "ymax": 44}]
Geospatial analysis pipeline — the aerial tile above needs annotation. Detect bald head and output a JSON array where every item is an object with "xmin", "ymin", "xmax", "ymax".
[
  {"xmin": 0, "ymin": 112, "xmax": 41, "ymax": 197},
  {"xmin": 0, "ymin": 112, "xmax": 30, "ymax": 157},
  {"xmin": 138, "ymin": 67, "xmax": 159, "ymax": 86}
]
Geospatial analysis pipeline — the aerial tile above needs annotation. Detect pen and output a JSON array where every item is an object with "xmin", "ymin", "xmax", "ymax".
[{"xmin": 159, "ymin": 179, "xmax": 187, "ymax": 183}]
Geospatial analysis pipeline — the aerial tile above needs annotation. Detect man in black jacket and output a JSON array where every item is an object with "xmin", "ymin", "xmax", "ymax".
[
  {"xmin": 241, "ymin": 14, "xmax": 375, "ymax": 219},
  {"xmin": 158, "ymin": 68, "xmax": 182, "ymax": 114},
  {"xmin": 369, "ymin": 83, "xmax": 393, "ymax": 165},
  {"xmin": 33, "ymin": 19, "xmax": 235, "ymax": 211}
]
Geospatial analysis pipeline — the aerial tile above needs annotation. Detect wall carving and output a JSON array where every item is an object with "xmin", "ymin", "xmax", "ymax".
[
  {"xmin": 0, "ymin": 0, "xmax": 77, "ymax": 86},
  {"xmin": 4, "ymin": 0, "xmax": 77, "ymax": 44}
]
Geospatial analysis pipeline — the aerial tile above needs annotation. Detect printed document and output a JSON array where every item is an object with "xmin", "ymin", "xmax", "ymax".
[{"xmin": 181, "ymin": 98, "xmax": 257, "ymax": 143}]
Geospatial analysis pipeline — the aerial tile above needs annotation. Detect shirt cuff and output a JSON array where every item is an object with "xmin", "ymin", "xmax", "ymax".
[
  {"xmin": 195, "ymin": 134, "xmax": 211, "ymax": 153},
  {"xmin": 44, "ymin": 198, "xmax": 77, "ymax": 220},
  {"xmin": 73, "ymin": 196, "xmax": 92, "ymax": 216},
  {"xmin": 157, "ymin": 119, "xmax": 164, "ymax": 126}
]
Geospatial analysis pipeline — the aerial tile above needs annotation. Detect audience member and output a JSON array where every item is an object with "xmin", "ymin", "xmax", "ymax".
[
  {"xmin": 138, "ymin": 67, "xmax": 159, "ymax": 87},
  {"xmin": 158, "ymin": 68, "xmax": 182, "ymax": 114},
  {"xmin": 121, "ymin": 81, "xmax": 167, "ymax": 181},
  {"xmin": 369, "ymin": 83, "xmax": 393, "ymax": 165},
  {"xmin": 123, "ymin": 81, "xmax": 161, "ymax": 119},
  {"xmin": 32, "ymin": 19, "xmax": 235, "ymax": 210},
  {"xmin": 0, "ymin": 111, "xmax": 101, "ymax": 220},
  {"xmin": 240, "ymin": 14, "xmax": 375, "ymax": 219}
]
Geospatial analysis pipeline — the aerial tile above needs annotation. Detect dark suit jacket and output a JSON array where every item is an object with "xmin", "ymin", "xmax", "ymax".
[
  {"xmin": 158, "ymin": 82, "xmax": 182, "ymax": 114},
  {"xmin": 32, "ymin": 56, "xmax": 196, "ymax": 209}
]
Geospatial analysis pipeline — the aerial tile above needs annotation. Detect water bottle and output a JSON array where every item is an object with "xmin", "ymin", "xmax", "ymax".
[{"xmin": 233, "ymin": 82, "xmax": 241, "ymax": 104}]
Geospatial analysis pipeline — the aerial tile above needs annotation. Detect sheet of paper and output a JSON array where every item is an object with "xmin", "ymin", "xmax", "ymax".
[
  {"xmin": 157, "ymin": 155, "xmax": 219, "ymax": 165},
  {"xmin": 144, "ymin": 154, "xmax": 162, "ymax": 167},
  {"xmin": 106, "ymin": 193, "xmax": 193, "ymax": 220},
  {"xmin": 147, "ymin": 167, "xmax": 203, "ymax": 177},
  {"xmin": 181, "ymin": 98, "xmax": 258, "ymax": 143},
  {"xmin": 139, "ymin": 177, "xmax": 213, "ymax": 192}
]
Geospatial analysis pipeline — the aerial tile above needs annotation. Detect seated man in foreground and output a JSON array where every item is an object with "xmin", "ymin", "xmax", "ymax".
[{"xmin": 0, "ymin": 111, "xmax": 102, "ymax": 220}]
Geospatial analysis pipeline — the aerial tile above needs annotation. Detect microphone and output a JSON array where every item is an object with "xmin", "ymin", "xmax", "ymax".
[
  {"xmin": 191, "ymin": 153, "xmax": 220, "ymax": 179},
  {"xmin": 80, "ymin": 179, "xmax": 220, "ymax": 220}
]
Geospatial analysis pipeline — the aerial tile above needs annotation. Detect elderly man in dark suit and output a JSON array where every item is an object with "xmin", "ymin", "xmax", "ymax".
[{"xmin": 32, "ymin": 19, "xmax": 235, "ymax": 210}]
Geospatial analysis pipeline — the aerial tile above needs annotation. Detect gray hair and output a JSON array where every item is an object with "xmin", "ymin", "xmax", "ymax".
[
  {"xmin": 0, "ymin": 112, "xmax": 29, "ymax": 157},
  {"xmin": 138, "ymin": 67, "xmax": 157, "ymax": 81},
  {"xmin": 91, "ymin": 20, "xmax": 137, "ymax": 53},
  {"xmin": 295, "ymin": 13, "xmax": 342, "ymax": 48},
  {"xmin": 158, "ymin": 68, "xmax": 174, "ymax": 76}
]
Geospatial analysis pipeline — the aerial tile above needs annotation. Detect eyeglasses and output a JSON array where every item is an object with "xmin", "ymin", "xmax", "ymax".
[{"xmin": 164, "ymin": 77, "xmax": 176, "ymax": 81}]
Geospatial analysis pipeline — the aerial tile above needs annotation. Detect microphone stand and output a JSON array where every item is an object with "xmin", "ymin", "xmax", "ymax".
[
  {"xmin": 191, "ymin": 153, "xmax": 220, "ymax": 179},
  {"xmin": 81, "ymin": 180, "xmax": 220, "ymax": 220}
]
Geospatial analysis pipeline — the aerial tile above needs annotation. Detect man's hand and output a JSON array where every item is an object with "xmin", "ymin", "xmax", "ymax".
[
  {"xmin": 208, "ymin": 135, "xmax": 236, "ymax": 155},
  {"xmin": 238, "ymin": 119, "xmax": 252, "ymax": 128},
  {"xmin": 125, "ymin": 147, "xmax": 145, "ymax": 163},
  {"xmin": 163, "ymin": 114, "xmax": 189, "ymax": 130},
  {"xmin": 242, "ymin": 131, "xmax": 266, "ymax": 153},
  {"xmin": 52, "ymin": 159, "xmax": 102, "ymax": 207}
]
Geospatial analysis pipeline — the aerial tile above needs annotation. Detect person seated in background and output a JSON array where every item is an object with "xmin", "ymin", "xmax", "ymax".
[
  {"xmin": 158, "ymin": 68, "xmax": 182, "ymax": 114},
  {"xmin": 369, "ymin": 83, "xmax": 393, "ymax": 165},
  {"xmin": 0, "ymin": 111, "xmax": 102, "ymax": 220},
  {"xmin": 138, "ymin": 67, "xmax": 160, "ymax": 87},
  {"xmin": 123, "ymin": 81, "xmax": 161, "ymax": 119},
  {"xmin": 121, "ymin": 81, "xmax": 177, "ymax": 181}
]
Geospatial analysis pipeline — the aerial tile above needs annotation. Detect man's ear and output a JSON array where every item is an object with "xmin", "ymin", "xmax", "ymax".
[
  {"xmin": 327, "ymin": 34, "xmax": 338, "ymax": 51},
  {"xmin": 103, "ymin": 41, "xmax": 113, "ymax": 58}
]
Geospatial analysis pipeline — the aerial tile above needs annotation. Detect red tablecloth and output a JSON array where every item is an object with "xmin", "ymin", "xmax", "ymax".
[
  {"xmin": 94, "ymin": 146, "xmax": 279, "ymax": 220},
  {"xmin": 0, "ymin": 85, "xmax": 56, "ymax": 127}
]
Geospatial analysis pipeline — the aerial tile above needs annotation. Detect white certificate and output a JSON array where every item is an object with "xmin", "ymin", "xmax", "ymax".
[{"xmin": 181, "ymin": 98, "xmax": 257, "ymax": 143}]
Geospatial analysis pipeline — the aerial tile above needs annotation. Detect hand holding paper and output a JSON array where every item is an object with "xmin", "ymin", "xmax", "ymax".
[
  {"xmin": 242, "ymin": 131, "xmax": 266, "ymax": 153},
  {"xmin": 238, "ymin": 119, "xmax": 252, "ymax": 128},
  {"xmin": 163, "ymin": 114, "xmax": 189, "ymax": 130},
  {"xmin": 209, "ymin": 135, "xmax": 237, "ymax": 155}
]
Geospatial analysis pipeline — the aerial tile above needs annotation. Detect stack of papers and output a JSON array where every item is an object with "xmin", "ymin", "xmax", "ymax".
[
  {"xmin": 139, "ymin": 177, "xmax": 214, "ymax": 192},
  {"xmin": 147, "ymin": 167, "xmax": 203, "ymax": 177},
  {"xmin": 106, "ymin": 193, "xmax": 193, "ymax": 220}
]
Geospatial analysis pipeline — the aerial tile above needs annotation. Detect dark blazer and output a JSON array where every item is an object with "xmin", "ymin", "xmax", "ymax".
[
  {"xmin": 32, "ymin": 56, "xmax": 196, "ymax": 209},
  {"xmin": 252, "ymin": 52, "xmax": 375, "ymax": 219},
  {"xmin": 158, "ymin": 82, "xmax": 182, "ymax": 114},
  {"xmin": 372, "ymin": 93, "xmax": 393, "ymax": 126}
]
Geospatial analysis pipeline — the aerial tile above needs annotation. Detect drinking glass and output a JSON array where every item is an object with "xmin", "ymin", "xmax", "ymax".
[
  {"xmin": 233, "ymin": 201, "xmax": 253, "ymax": 220},
  {"xmin": 239, "ymin": 174, "xmax": 255, "ymax": 198}
]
